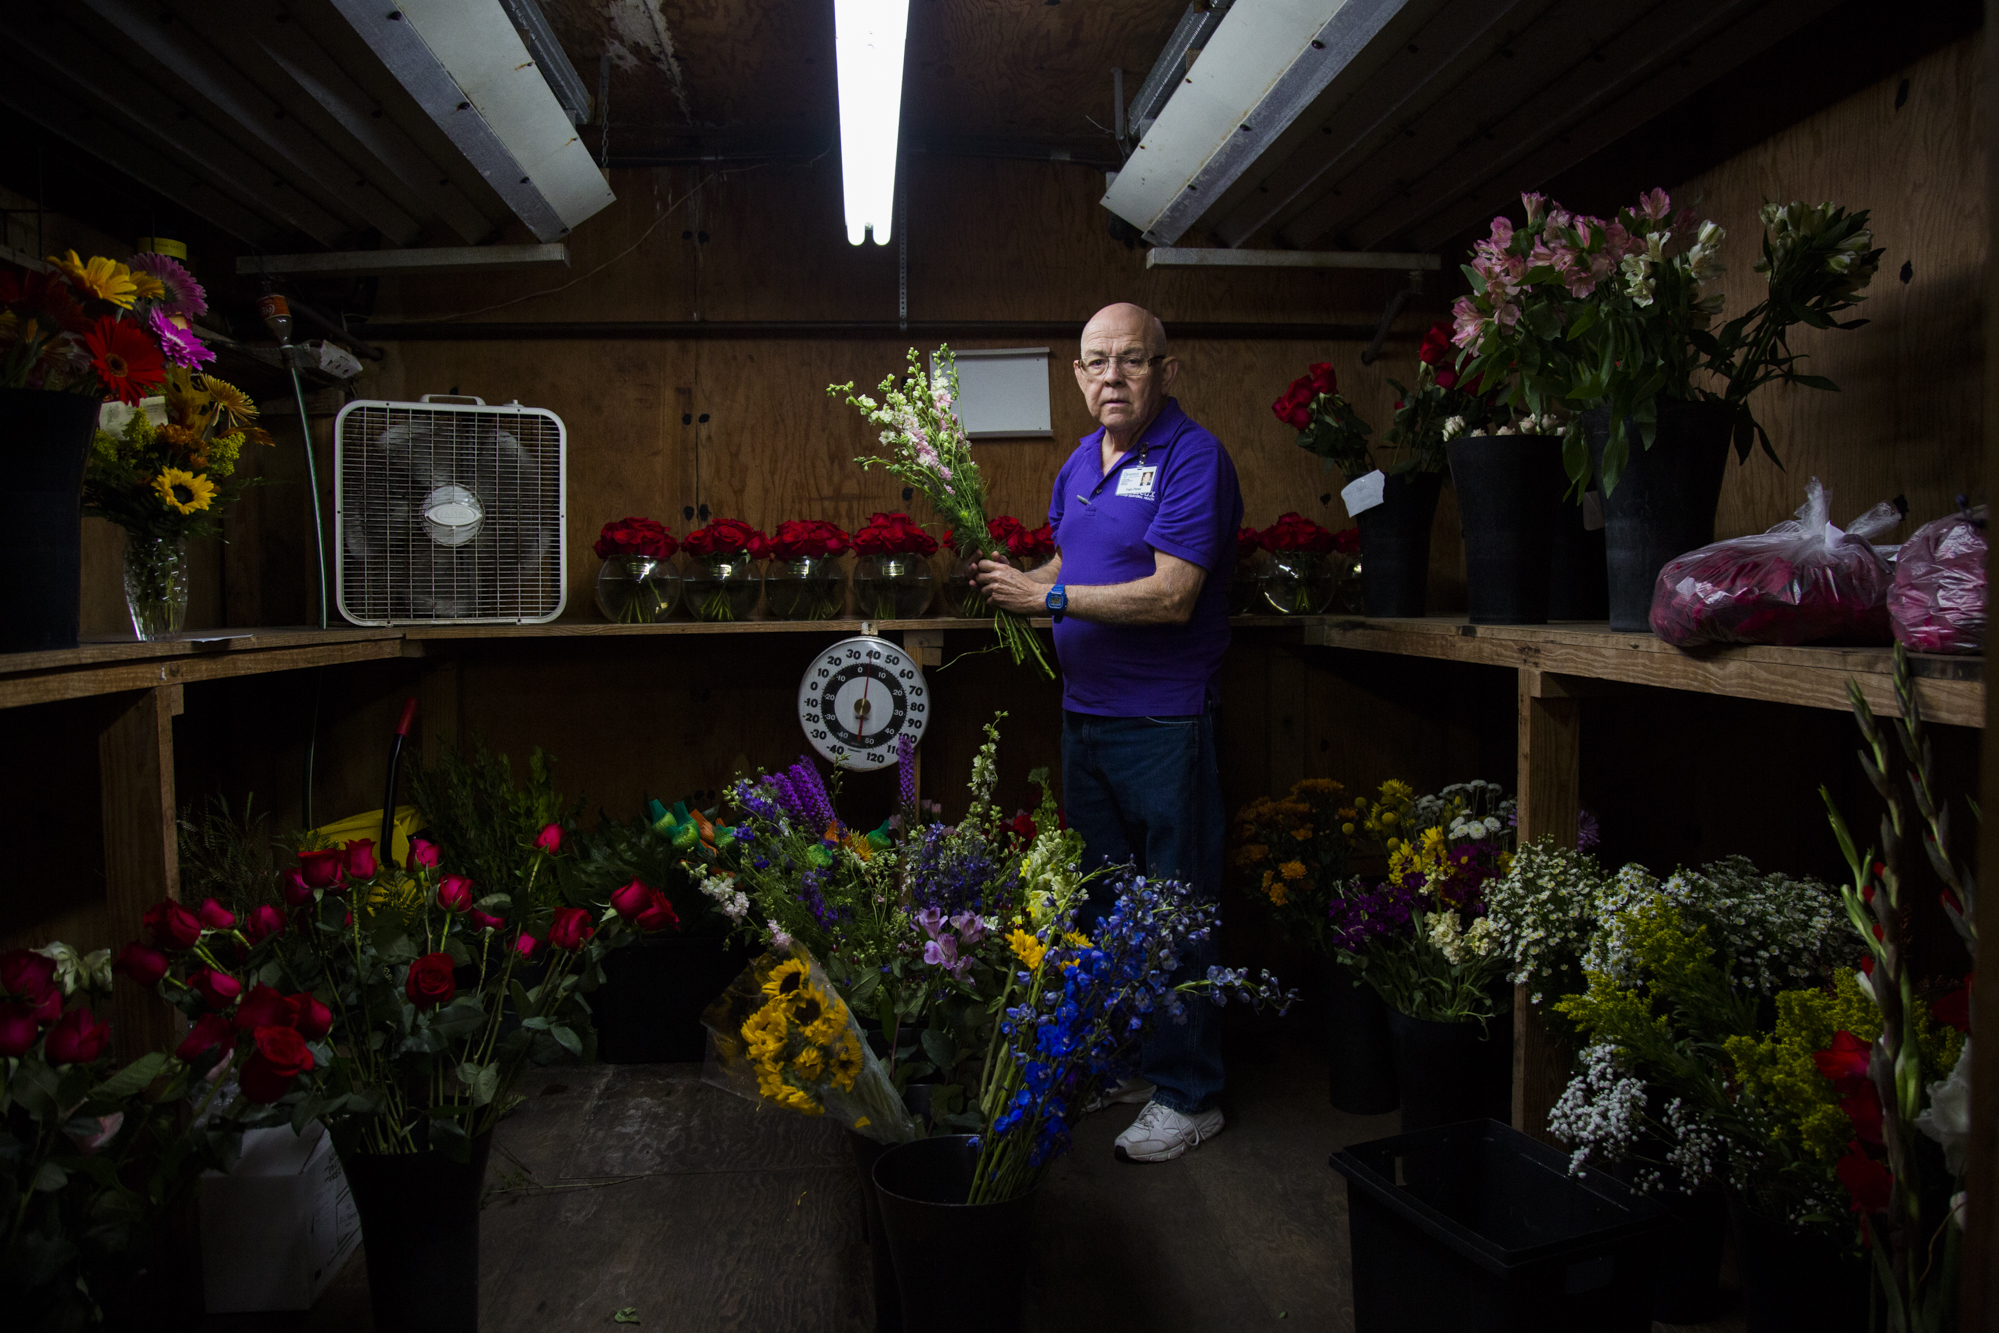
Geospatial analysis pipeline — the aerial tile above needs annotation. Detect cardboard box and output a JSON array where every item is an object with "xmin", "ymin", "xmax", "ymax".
[{"xmin": 200, "ymin": 1121, "xmax": 361, "ymax": 1313}]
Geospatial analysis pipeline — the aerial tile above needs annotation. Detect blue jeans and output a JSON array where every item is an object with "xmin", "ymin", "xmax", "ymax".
[{"xmin": 1060, "ymin": 706, "xmax": 1226, "ymax": 1115}]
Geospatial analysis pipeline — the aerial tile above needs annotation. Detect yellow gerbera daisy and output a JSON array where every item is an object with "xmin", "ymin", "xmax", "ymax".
[
  {"xmin": 46, "ymin": 251, "xmax": 137, "ymax": 308},
  {"xmin": 202, "ymin": 374, "xmax": 258, "ymax": 426},
  {"xmin": 124, "ymin": 266, "xmax": 167, "ymax": 303},
  {"xmin": 152, "ymin": 467, "xmax": 215, "ymax": 514}
]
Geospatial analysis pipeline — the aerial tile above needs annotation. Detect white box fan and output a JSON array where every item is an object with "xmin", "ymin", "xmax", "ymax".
[{"xmin": 333, "ymin": 394, "xmax": 566, "ymax": 625}]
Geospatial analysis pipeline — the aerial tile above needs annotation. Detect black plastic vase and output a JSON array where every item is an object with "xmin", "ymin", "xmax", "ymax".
[
  {"xmin": 1, "ymin": 387, "xmax": 101, "ymax": 653},
  {"xmin": 1354, "ymin": 471, "xmax": 1444, "ymax": 617},
  {"xmin": 1446, "ymin": 435, "xmax": 1567, "ymax": 625},
  {"xmin": 1386, "ymin": 1008, "xmax": 1513, "ymax": 1134},
  {"xmin": 340, "ymin": 1133, "xmax": 492, "ymax": 1333},
  {"xmin": 1548, "ymin": 494, "xmax": 1610, "ymax": 621},
  {"xmin": 1315, "ymin": 959, "xmax": 1398, "ymax": 1114},
  {"xmin": 1583, "ymin": 401, "xmax": 1734, "ymax": 632},
  {"xmin": 849, "ymin": 1132, "xmax": 902, "ymax": 1333},
  {"xmin": 872, "ymin": 1135, "xmax": 1037, "ymax": 1333},
  {"xmin": 1728, "ymin": 1194, "xmax": 1868, "ymax": 1333}
]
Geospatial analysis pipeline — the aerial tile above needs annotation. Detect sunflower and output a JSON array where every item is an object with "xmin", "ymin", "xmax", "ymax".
[
  {"xmin": 760, "ymin": 957, "xmax": 811, "ymax": 1002},
  {"xmin": 826, "ymin": 1028, "xmax": 863, "ymax": 1089},
  {"xmin": 152, "ymin": 467, "xmax": 216, "ymax": 515},
  {"xmin": 202, "ymin": 374, "xmax": 257, "ymax": 426},
  {"xmin": 47, "ymin": 251, "xmax": 138, "ymax": 308},
  {"xmin": 84, "ymin": 316, "xmax": 165, "ymax": 404}
]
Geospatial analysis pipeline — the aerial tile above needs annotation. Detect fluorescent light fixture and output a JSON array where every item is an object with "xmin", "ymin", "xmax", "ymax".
[{"xmin": 834, "ymin": 0, "xmax": 910, "ymax": 245}]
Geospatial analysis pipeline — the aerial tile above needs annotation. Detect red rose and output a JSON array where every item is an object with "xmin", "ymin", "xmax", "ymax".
[
  {"xmin": 1236, "ymin": 525, "xmax": 1262, "ymax": 560},
  {"xmin": 1007, "ymin": 810, "xmax": 1037, "ymax": 842},
  {"xmin": 190, "ymin": 968, "xmax": 243, "ymax": 1010},
  {"xmin": 682, "ymin": 517, "xmax": 764, "ymax": 558},
  {"xmin": 1307, "ymin": 361, "xmax": 1337, "ymax": 395},
  {"xmin": 854, "ymin": 511, "xmax": 939, "ymax": 557},
  {"xmin": 1262, "ymin": 512, "xmax": 1335, "ymax": 554},
  {"xmin": 243, "ymin": 905, "xmax": 286, "ymax": 945},
  {"xmin": 289, "ymin": 992, "xmax": 333, "ymax": 1041},
  {"xmin": 405, "ymin": 952, "xmax": 457, "ymax": 1009},
  {"xmin": 549, "ymin": 906, "xmax": 593, "ymax": 952},
  {"xmin": 31, "ymin": 989, "xmax": 60, "ymax": 1024},
  {"xmin": 1418, "ymin": 321, "xmax": 1452, "ymax": 367},
  {"xmin": 1, "ymin": 949, "xmax": 57, "ymax": 1001},
  {"xmin": 593, "ymin": 516, "xmax": 678, "ymax": 561},
  {"xmin": 534, "ymin": 824, "xmax": 563, "ymax": 855},
  {"xmin": 197, "ymin": 898, "xmax": 236, "ymax": 931},
  {"xmin": 765, "ymin": 519, "xmax": 852, "ymax": 561},
  {"xmin": 1331, "ymin": 527, "xmax": 1362, "ymax": 556},
  {"xmin": 233, "ymin": 984, "xmax": 297, "ymax": 1033},
  {"xmin": 610, "ymin": 880, "xmax": 653, "ymax": 923},
  {"xmin": 948, "ymin": 515, "xmax": 1023, "ymax": 558},
  {"xmin": 44, "ymin": 1006, "xmax": 111, "ymax": 1064},
  {"xmin": 280, "ymin": 870, "xmax": 314, "ymax": 907},
  {"xmin": 0, "ymin": 1003, "xmax": 39, "ymax": 1057},
  {"xmin": 1019, "ymin": 523, "xmax": 1056, "ymax": 560},
  {"xmin": 344, "ymin": 839, "xmax": 377, "ymax": 881},
  {"xmin": 297, "ymin": 849, "xmax": 345, "ymax": 890},
  {"xmin": 468, "ymin": 910, "xmax": 505, "ymax": 932},
  {"xmin": 409, "ymin": 839, "xmax": 441, "ymax": 870},
  {"xmin": 240, "ymin": 1026, "xmax": 314, "ymax": 1103},
  {"xmin": 113, "ymin": 942, "xmax": 170, "ymax": 988},
  {"xmin": 177, "ymin": 1012, "xmax": 233, "ymax": 1068},
  {"xmin": 1270, "ymin": 380, "xmax": 1314, "ymax": 431},
  {"xmin": 143, "ymin": 900, "xmax": 204, "ymax": 951},
  {"xmin": 516, "ymin": 934, "xmax": 541, "ymax": 960},
  {"xmin": 1836, "ymin": 1141, "xmax": 1892, "ymax": 1215},
  {"xmin": 635, "ymin": 890, "xmax": 680, "ymax": 933},
  {"xmin": 438, "ymin": 874, "xmax": 476, "ymax": 913}
]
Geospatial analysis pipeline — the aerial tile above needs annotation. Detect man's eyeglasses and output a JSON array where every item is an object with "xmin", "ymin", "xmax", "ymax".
[{"xmin": 1077, "ymin": 352, "xmax": 1164, "ymax": 379}]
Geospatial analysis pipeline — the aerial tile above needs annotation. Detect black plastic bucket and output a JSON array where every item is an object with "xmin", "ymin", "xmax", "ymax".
[
  {"xmin": 1729, "ymin": 1195, "xmax": 1868, "ymax": 1333},
  {"xmin": 1, "ymin": 387, "xmax": 100, "ymax": 653},
  {"xmin": 1387, "ymin": 1008, "xmax": 1512, "ymax": 1134},
  {"xmin": 1583, "ymin": 401, "xmax": 1733, "ymax": 632},
  {"xmin": 1548, "ymin": 495, "xmax": 1609, "ymax": 621},
  {"xmin": 1447, "ymin": 435, "xmax": 1566, "ymax": 624},
  {"xmin": 1355, "ymin": 470, "xmax": 1444, "ymax": 617},
  {"xmin": 848, "ymin": 1132, "xmax": 902, "ymax": 1332},
  {"xmin": 1317, "ymin": 961, "xmax": 1398, "ymax": 1114},
  {"xmin": 872, "ymin": 1135, "xmax": 1036, "ymax": 1333},
  {"xmin": 1331, "ymin": 1119, "xmax": 1671, "ymax": 1333},
  {"xmin": 340, "ymin": 1133, "xmax": 492, "ymax": 1333}
]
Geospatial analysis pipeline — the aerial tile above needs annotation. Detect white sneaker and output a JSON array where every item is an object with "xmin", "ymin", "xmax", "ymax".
[
  {"xmin": 1114, "ymin": 1100, "xmax": 1224, "ymax": 1163},
  {"xmin": 1085, "ymin": 1077, "xmax": 1156, "ymax": 1114}
]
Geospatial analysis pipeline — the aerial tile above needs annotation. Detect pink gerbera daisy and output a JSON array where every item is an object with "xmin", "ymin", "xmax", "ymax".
[
  {"xmin": 147, "ymin": 308, "xmax": 216, "ymax": 368},
  {"xmin": 128, "ymin": 252, "xmax": 209, "ymax": 318}
]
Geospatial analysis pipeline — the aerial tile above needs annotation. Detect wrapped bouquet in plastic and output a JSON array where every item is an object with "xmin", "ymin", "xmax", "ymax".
[
  {"xmin": 1888, "ymin": 507, "xmax": 1986, "ymax": 654},
  {"xmin": 702, "ymin": 946, "xmax": 920, "ymax": 1144},
  {"xmin": 1650, "ymin": 478, "xmax": 1900, "ymax": 647}
]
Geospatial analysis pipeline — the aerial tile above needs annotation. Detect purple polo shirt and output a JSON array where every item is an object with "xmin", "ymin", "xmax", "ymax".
[{"xmin": 1049, "ymin": 398, "xmax": 1243, "ymax": 716}]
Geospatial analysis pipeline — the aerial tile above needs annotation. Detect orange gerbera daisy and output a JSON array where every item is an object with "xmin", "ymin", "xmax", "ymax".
[{"xmin": 83, "ymin": 316, "xmax": 165, "ymax": 404}]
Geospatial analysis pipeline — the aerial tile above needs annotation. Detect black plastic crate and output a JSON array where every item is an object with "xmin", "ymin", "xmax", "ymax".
[{"xmin": 1330, "ymin": 1118, "xmax": 1671, "ymax": 1333}]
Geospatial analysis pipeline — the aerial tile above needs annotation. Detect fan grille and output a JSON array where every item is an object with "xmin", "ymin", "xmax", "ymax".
[{"xmin": 335, "ymin": 401, "xmax": 566, "ymax": 624}]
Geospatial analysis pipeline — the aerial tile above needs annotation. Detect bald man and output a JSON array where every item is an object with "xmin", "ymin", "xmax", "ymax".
[{"xmin": 975, "ymin": 303, "xmax": 1242, "ymax": 1162}]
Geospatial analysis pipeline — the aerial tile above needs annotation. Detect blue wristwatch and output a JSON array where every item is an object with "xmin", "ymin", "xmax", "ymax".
[{"xmin": 1045, "ymin": 585, "xmax": 1067, "ymax": 621}]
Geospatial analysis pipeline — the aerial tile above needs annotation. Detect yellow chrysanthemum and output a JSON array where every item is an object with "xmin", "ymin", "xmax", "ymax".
[
  {"xmin": 1008, "ymin": 928, "xmax": 1047, "ymax": 971},
  {"xmin": 47, "ymin": 251, "xmax": 137, "ymax": 307},
  {"xmin": 203, "ymin": 374, "xmax": 257, "ymax": 425},
  {"xmin": 152, "ymin": 467, "xmax": 215, "ymax": 514},
  {"xmin": 1268, "ymin": 882, "xmax": 1290, "ymax": 906},
  {"xmin": 1279, "ymin": 860, "xmax": 1308, "ymax": 881},
  {"xmin": 1290, "ymin": 826, "xmax": 1314, "ymax": 841}
]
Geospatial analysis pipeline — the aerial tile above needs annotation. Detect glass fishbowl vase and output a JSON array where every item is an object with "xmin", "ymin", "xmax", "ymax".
[
  {"xmin": 763, "ymin": 555, "xmax": 847, "ymax": 621},
  {"xmin": 855, "ymin": 553, "xmax": 936, "ymax": 619},
  {"xmin": 681, "ymin": 554, "xmax": 762, "ymax": 622},
  {"xmin": 594, "ymin": 555, "xmax": 682, "ymax": 624}
]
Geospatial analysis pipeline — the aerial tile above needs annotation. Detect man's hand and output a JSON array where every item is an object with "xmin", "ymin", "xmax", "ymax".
[{"xmin": 974, "ymin": 556, "xmax": 1053, "ymax": 615}]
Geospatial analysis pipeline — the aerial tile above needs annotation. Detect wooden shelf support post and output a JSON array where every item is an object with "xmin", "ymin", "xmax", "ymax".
[
  {"xmin": 1513, "ymin": 668, "xmax": 1582, "ymax": 1139},
  {"xmin": 99, "ymin": 684, "xmax": 181, "ymax": 1059}
]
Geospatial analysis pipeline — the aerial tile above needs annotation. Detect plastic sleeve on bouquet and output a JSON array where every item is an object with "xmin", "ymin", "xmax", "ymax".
[
  {"xmin": 1648, "ymin": 477, "xmax": 1900, "ymax": 648},
  {"xmin": 1888, "ymin": 510, "xmax": 1987, "ymax": 654},
  {"xmin": 699, "ymin": 945, "xmax": 920, "ymax": 1145}
]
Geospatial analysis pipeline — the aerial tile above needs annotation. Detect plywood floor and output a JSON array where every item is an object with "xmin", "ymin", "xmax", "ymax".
[{"xmin": 200, "ymin": 1035, "xmax": 1751, "ymax": 1332}]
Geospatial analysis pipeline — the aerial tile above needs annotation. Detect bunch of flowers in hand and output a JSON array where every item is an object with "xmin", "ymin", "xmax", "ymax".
[
  {"xmin": 2, "ymin": 936, "xmax": 260, "ymax": 1328},
  {"xmin": 1822, "ymin": 646, "xmax": 1979, "ymax": 1325},
  {"xmin": 2, "ymin": 250, "xmax": 217, "ymax": 400},
  {"xmin": 946, "ymin": 517, "xmax": 1053, "ymax": 616},
  {"xmin": 1231, "ymin": 778, "xmax": 1359, "ymax": 952},
  {"xmin": 1454, "ymin": 188, "xmax": 1880, "ymax": 495},
  {"xmin": 1272, "ymin": 361, "xmax": 1374, "ymax": 481},
  {"xmin": 836, "ymin": 347, "xmax": 1052, "ymax": 675},
  {"xmin": 1327, "ymin": 779, "xmax": 1516, "ymax": 1025},
  {"xmin": 968, "ymin": 870, "xmax": 1295, "ymax": 1202},
  {"xmin": 1383, "ymin": 321, "xmax": 1497, "ymax": 472}
]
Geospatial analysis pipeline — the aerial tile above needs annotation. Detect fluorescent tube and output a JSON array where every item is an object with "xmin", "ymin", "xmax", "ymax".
[{"xmin": 834, "ymin": 0, "xmax": 910, "ymax": 246}]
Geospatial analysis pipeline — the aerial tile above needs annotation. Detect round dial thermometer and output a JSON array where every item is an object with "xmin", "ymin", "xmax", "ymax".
[{"xmin": 797, "ymin": 636, "xmax": 929, "ymax": 771}]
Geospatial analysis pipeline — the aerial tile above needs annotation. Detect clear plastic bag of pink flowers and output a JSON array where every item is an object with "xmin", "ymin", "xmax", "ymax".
[
  {"xmin": 1649, "ymin": 478, "xmax": 1901, "ymax": 648},
  {"xmin": 1888, "ymin": 507, "xmax": 1987, "ymax": 654}
]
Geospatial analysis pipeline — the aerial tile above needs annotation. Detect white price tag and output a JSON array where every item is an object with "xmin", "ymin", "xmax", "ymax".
[
  {"xmin": 1340, "ymin": 469, "xmax": 1387, "ymax": 517},
  {"xmin": 1582, "ymin": 490, "xmax": 1605, "ymax": 532}
]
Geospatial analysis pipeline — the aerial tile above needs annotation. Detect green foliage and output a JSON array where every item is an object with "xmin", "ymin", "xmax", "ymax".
[
  {"xmin": 410, "ymin": 741, "xmax": 577, "ymax": 909},
  {"xmin": 1292, "ymin": 392, "xmax": 1375, "ymax": 482},
  {"xmin": 178, "ymin": 793, "xmax": 280, "ymax": 913}
]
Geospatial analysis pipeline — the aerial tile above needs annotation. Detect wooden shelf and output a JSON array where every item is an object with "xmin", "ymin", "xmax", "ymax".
[{"xmin": 1303, "ymin": 617, "xmax": 1984, "ymax": 729}]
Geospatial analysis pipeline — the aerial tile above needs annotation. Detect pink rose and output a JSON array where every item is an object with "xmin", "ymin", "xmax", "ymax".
[
  {"xmin": 409, "ymin": 839, "xmax": 441, "ymax": 869},
  {"xmin": 438, "ymin": 874, "xmax": 476, "ymax": 913},
  {"xmin": 534, "ymin": 824, "xmax": 563, "ymax": 855}
]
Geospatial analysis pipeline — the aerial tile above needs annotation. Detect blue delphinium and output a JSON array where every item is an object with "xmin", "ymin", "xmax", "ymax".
[{"xmin": 905, "ymin": 823, "xmax": 1015, "ymax": 915}]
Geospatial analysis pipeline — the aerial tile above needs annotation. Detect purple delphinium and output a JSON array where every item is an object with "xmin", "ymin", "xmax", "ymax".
[
  {"xmin": 906, "ymin": 823, "xmax": 1014, "ymax": 914},
  {"xmin": 897, "ymin": 734, "xmax": 917, "ymax": 808},
  {"xmin": 1327, "ymin": 877, "xmax": 1421, "ymax": 953},
  {"xmin": 798, "ymin": 866, "xmax": 840, "ymax": 928},
  {"xmin": 780, "ymin": 757, "xmax": 839, "ymax": 832}
]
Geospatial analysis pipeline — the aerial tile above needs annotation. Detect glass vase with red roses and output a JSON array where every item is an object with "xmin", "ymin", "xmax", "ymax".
[
  {"xmin": 592, "ymin": 516, "xmax": 681, "ymax": 624},
  {"xmin": 680, "ymin": 518, "xmax": 766, "ymax": 621},
  {"xmin": 1259, "ymin": 513, "xmax": 1341, "ymax": 615},
  {"xmin": 761, "ymin": 520, "xmax": 851, "ymax": 621},
  {"xmin": 853, "ymin": 511, "xmax": 938, "ymax": 618}
]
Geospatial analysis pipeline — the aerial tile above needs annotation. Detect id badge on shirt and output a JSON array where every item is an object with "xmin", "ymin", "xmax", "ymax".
[{"xmin": 1115, "ymin": 465, "xmax": 1157, "ymax": 501}]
